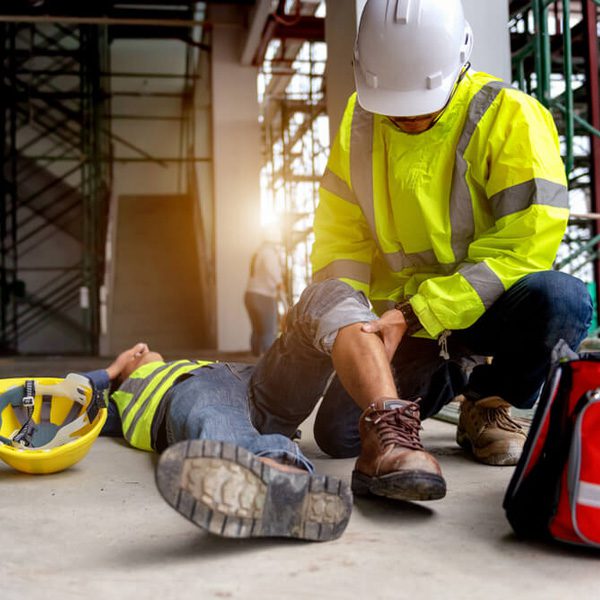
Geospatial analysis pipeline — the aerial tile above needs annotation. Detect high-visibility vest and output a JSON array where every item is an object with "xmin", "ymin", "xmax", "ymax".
[
  {"xmin": 313, "ymin": 71, "xmax": 569, "ymax": 338},
  {"xmin": 112, "ymin": 359, "xmax": 212, "ymax": 451}
]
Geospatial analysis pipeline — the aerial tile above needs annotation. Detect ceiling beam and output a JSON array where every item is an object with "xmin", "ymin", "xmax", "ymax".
[{"xmin": 241, "ymin": 0, "xmax": 275, "ymax": 66}]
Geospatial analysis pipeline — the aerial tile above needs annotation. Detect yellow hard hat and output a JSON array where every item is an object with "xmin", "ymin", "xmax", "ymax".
[{"xmin": 0, "ymin": 373, "xmax": 107, "ymax": 474}]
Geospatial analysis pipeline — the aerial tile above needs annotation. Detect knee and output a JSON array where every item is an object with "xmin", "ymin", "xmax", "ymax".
[
  {"xmin": 283, "ymin": 279, "xmax": 372, "ymax": 353},
  {"xmin": 519, "ymin": 272, "xmax": 592, "ymax": 346},
  {"xmin": 525, "ymin": 272, "xmax": 591, "ymax": 325},
  {"xmin": 291, "ymin": 279, "xmax": 367, "ymax": 322}
]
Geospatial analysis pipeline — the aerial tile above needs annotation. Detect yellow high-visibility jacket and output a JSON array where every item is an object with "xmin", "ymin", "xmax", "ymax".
[
  {"xmin": 112, "ymin": 359, "xmax": 212, "ymax": 451},
  {"xmin": 312, "ymin": 71, "xmax": 569, "ymax": 338}
]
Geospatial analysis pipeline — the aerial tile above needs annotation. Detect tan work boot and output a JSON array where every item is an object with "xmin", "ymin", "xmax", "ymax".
[
  {"xmin": 352, "ymin": 399, "xmax": 446, "ymax": 501},
  {"xmin": 456, "ymin": 395, "xmax": 527, "ymax": 466}
]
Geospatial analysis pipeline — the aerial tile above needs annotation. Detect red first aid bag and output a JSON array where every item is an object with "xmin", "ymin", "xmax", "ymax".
[{"xmin": 504, "ymin": 350, "xmax": 600, "ymax": 548}]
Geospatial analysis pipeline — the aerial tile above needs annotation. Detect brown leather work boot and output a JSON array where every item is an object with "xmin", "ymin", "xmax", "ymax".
[
  {"xmin": 456, "ymin": 395, "xmax": 527, "ymax": 466},
  {"xmin": 352, "ymin": 399, "xmax": 446, "ymax": 501}
]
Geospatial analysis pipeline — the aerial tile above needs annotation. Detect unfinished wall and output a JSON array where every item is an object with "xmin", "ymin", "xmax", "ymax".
[
  {"xmin": 104, "ymin": 38, "xmax": 216, "ymax": 355},
  {"xmin": 109, "ymin": 194, "xmax": 205, "ymax": 353}
]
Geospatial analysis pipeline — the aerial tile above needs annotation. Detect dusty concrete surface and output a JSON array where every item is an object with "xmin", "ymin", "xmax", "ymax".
[{"xmin": 2, "ymin": 413, "xmax": 600, "ymax": 600}]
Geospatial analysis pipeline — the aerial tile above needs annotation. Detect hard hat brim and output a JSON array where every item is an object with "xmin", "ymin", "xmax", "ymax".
[{"xmin": 354, "ymin": 66, "xmax": 460, "ymax": 118}]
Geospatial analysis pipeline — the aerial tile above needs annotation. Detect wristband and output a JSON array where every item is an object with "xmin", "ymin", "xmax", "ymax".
[{"xmin": 394, "ymin": 301, "xmax": 421, "ymax": 336}]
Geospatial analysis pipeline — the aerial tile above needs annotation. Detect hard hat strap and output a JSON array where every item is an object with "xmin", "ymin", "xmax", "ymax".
[
  {"xmin": 12, "ymin": 416, "xmax": 37, "ymax": 447},
  {"xmin": 428, "ymin": 62, "xmax": 471, "ymax": 129},
  {"xmin": 11, "ymin": 380, "xmax": 37, "ymax": 447}
]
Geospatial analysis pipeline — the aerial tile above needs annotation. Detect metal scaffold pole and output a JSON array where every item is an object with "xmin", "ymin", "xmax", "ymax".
[{"xmin": 583, "ymin": 0, "xmax": 600, "ymax": 317}]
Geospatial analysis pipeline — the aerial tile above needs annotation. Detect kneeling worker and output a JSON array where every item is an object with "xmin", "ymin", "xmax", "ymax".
[{"xmin": 97, "ymin": 343, "xmax": 351, "ymax": 542}]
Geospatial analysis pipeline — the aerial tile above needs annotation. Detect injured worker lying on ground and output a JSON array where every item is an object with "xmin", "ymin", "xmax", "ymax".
[{"xmin": 96, "ymin": 343, "xmax": 352, "ymax": 542}]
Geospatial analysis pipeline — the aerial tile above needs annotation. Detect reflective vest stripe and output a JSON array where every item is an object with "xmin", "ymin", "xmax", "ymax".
[
  {"xmin": 490, "ymin": 178, "xmax": 569, "ymax": 220},
  {"xmin": 450, "ymin": 81, "xmax": 507, "ymax": 263},
  {"xmin": 578, "ymin": 482, "xmax": 600, "ymax": 508},
  {"xmin": 385, "ymin": 249, "xmax": 439, "ymax": 272},
  {"xmin": 120, "ymin": 363, "xmax": 172, "ymax": 424},
  {"xmin": 313, "ymin": 259, "xmax": 371, "ymax": 284},
  {"xmin": 350, "ymin": 102, "xmax": 376, "ymax": 233},
  {"xmin": 124, "ymin": 361, "xmax": 197, "ymax": 443},
  {"xmin": 458, "ymin": 262, "xmax": 505, "ymax": 309},
  {"xmin": 321, "ymin": 168, "xmax": 357, "ymax": 204}
]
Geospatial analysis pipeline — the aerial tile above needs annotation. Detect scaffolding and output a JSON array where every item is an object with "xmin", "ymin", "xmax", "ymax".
[
  {"xmin": 0, "ymin": 1, "xmax": 215, "ymax": 354},
  {"xmin": 510, "ymin": 0, "xmax": 600, "ymax": 331},
  {"xmin": 0, "ymin": 22, "xmax": 111, "ymax": 354},
  {"xmin": 258, "ymin": 1, "xmax": 327, "ymax": 303}
]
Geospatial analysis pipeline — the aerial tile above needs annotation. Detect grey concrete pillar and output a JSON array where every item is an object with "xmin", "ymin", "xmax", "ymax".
[
  {"xmin": 324, "ymin": 1, "xmax": 360, "ymax": 140},
  {"xmin": 211, "ymin": 8, "xmax": 261, "ymax": 351},
  {"xmin": 462, "ymin": 0, "xmax": 511, "ymax": 83}
]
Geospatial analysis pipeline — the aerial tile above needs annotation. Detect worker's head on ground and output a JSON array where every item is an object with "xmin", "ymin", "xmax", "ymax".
[
  {"xmin": 353, "ymin": 0, "xmax": 473, "ymax": 120},
  {"xmin": 107, "ymin": 343, "xmax": 164, "ymax": 387}
]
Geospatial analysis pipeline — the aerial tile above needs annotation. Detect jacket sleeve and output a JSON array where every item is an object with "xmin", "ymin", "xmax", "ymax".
[
  {"xmin": 311, "ymin": 95, "xmax": 376, "ymax": 296},
  {"xmin": 410, "ymin": 89, "xmax": 569, "ymax": 338}
]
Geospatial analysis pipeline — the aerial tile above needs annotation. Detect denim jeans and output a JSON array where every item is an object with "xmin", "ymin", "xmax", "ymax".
[
  {"xmin": 165, "ymin": 362, "xmax": 313, "ymax": 472},
  {"xmin": 244, "ymin": 291, "xmax": 278, "ymax": 356},
  {"xmin": 249, "ymin": 271, "xmax": 592, "ymax": 458}
]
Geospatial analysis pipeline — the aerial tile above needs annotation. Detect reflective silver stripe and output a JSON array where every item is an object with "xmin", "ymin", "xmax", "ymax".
[
  {"xmin": 321, "ymin": 168, "xmax": 357, "ymax": 205},
  {"xmin": 125, "ymin": 361, "xmax": 196, "ymax": 442},
  {"xmin": 119, "ymin": 363, "xmax": 172, "ymax": 423},
  {"xmin": 350, "ymin": 102, "xmax": 376, "ymax": 232},
  {"xmin": 450, "ymin": 81, "xmax": 507, "ymax": 263},
  {"xmin": 578, "ymin": 482, "xmax": 600, "ymax": 508},
  {"xmin": 490, "ymin": 178, "xmax": 569, "ymax": 220},
  {"xmin": 313, "ymin": 259, "xmax": 371, "ymax": 284},
  {"xmin": 384, "ymin": 249, "xmax": 439, "ymax": 272},
  {"xmin": 350, "ymin": 103, "xmax": 440, "ymax": 273},
  {"xmin": 459, "ymin": 262, "xmax": 505, "ymax": 309}
]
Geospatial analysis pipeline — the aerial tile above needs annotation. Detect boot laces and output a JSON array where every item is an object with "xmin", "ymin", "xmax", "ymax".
[
  {"xmin": 480, "ymin": 404, "xmax": 523, "ymax": 433},
  {"xmin": 365, "ymin": 402, "xmax": 423, "ymax": 451}
]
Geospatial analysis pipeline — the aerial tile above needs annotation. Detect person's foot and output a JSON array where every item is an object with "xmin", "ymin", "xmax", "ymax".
[
  {"xmin": 456, "ymin": 395, "xmax": 527, "ymax": 466},
  {"xmin": 155, "ymin": 440, "xmax": 353, "ymax": 541},
  {"xmin": 351, "ymin": 399, "xmax": 446, "ymax": 501}
]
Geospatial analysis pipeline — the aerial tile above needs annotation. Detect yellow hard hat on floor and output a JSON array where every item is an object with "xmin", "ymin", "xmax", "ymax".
[{"xmin": 0, "ymin": 373, "xmax": 107, "ymax": 474}]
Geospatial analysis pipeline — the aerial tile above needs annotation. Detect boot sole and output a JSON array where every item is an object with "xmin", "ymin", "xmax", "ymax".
[
  {"xmin": 456, "ymin": 430, "xmax": 523, "ymax": 466},
  {"xmin": 351, "ymin": 469, "xmax": 446, "ymax": 501},
  {"xmin": 156, "ymin": 440, "xmax": 353, "ymax": 541}
]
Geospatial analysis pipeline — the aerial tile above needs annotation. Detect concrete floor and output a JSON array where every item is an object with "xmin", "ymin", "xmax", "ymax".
[{"xmin": 2, "ymin": 356, "xmax": 600, "ymax": 599}]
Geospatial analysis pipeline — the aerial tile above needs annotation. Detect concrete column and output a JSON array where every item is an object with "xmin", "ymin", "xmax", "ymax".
[
  {"xmin": 462, "ymin": 0, "xmax": 511, "ymax": 82},
  {"xmin": 324, "ymin": 1, "xmax": 360, "ymax": 140},
  {"xmin": 211, "ymin": 7, "xmax": 262, "ymax": 351}
]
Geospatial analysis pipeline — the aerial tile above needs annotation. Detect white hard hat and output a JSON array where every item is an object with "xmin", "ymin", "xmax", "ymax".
[{"xmin": 353, "ymin": 0, "xmax": 474, "ymax": 117}]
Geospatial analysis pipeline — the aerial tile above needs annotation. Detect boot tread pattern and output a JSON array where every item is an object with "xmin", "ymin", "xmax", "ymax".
[{"xmin": 156, "ymin": 440, "xmax": 352, "ymax": 541}]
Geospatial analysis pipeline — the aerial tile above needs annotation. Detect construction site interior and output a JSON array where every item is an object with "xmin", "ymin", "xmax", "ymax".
[{"xmin": 2, "ymin": 1, "xmax": 600, "ymax": 598}]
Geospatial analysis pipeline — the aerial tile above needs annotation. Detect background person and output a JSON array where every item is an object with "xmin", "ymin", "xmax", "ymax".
[{"xmin": 244, "ymin": 236, "xmax": 287, "ymax": 356}]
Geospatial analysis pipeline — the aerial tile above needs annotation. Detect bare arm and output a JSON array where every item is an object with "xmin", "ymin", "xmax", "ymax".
[{"xmin": 105, "ymin": 342, "xmax": 149, "ymax": 381}]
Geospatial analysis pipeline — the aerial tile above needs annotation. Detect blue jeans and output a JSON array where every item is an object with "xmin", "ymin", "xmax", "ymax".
[
  {"xmin": 249, "ymin": 271, "xmax": 592, "ymax": 458},
  {"xmin": 165, "ymin": 363, "xmax": 313, "ymax": 472},
  {"xmin": 244, "ymin": 291, "xmax": 278, "ymax": 356}
]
